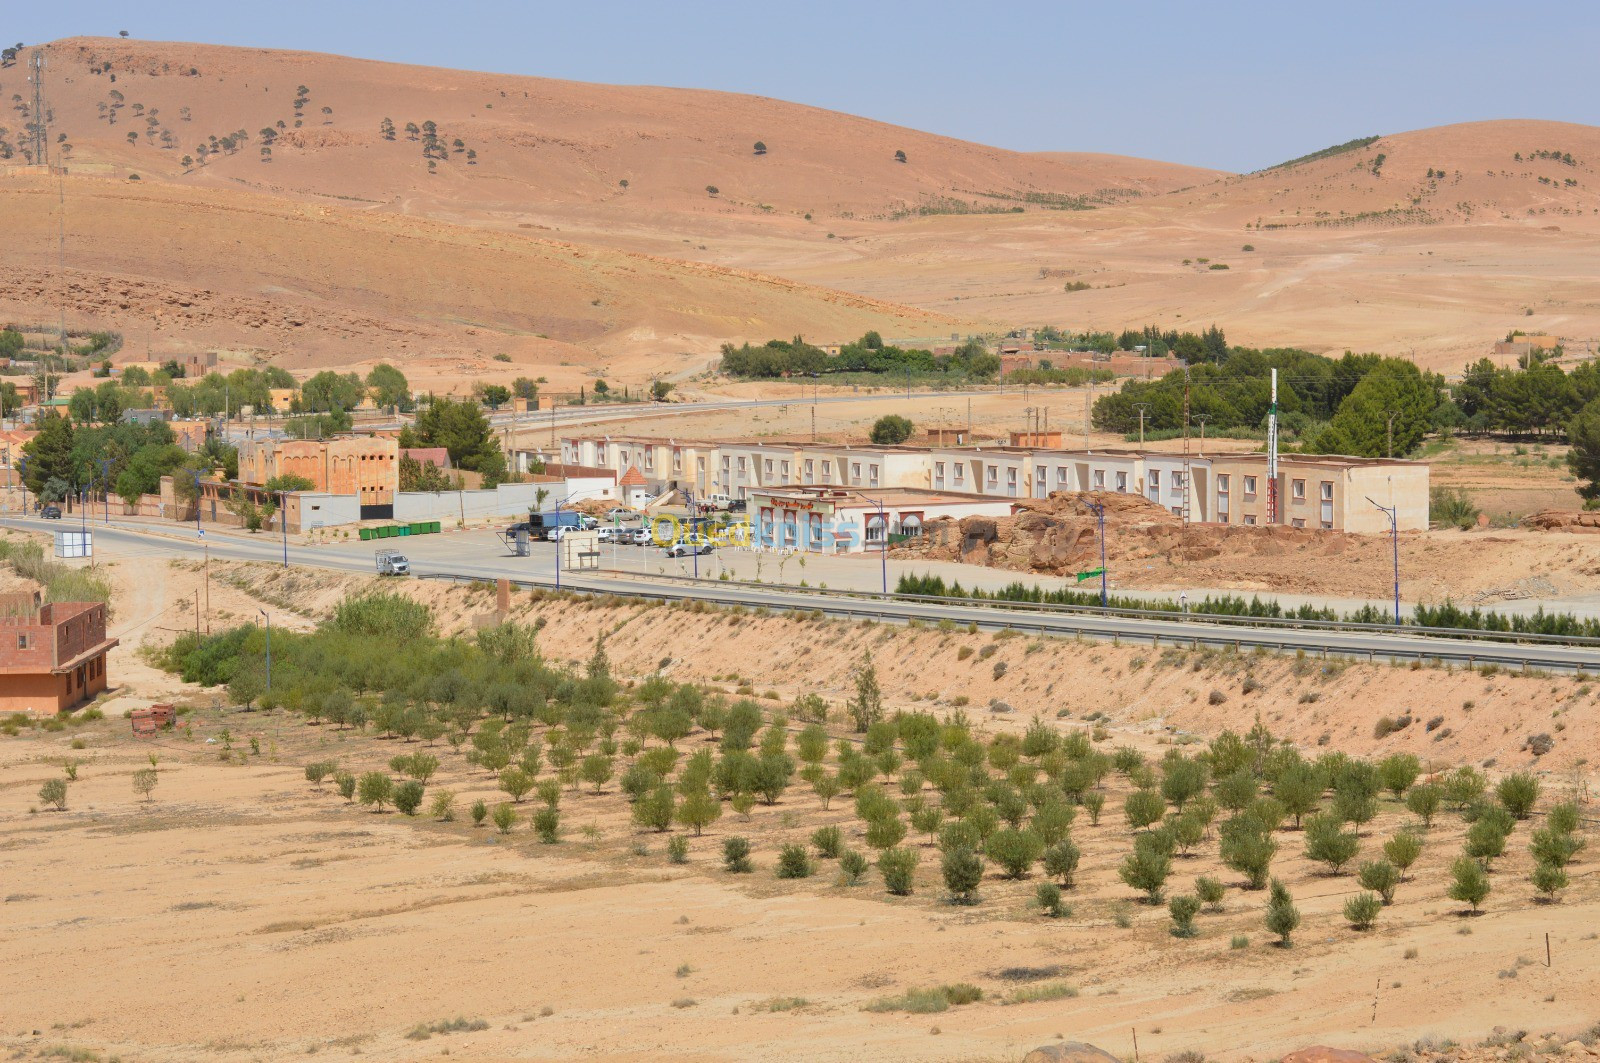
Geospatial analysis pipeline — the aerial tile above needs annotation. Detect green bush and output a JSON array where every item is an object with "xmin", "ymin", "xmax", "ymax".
[
  {"xmin": 1195, "ymin": 875, "xmax": 1226, "ymax": 910},
  {"xmin": 1124, "ymin": 789, "xmax": 1166, "ymax": 831},
  {"xmin": 863, "ymin": 983, "xmax": 982, "ymax": 1014},
  {"xmin": 1265, "ymin": 878, "xmax": 1300, "ymax": 946},
  {"xmin": 1496, "ymin": 773, "xmax": 1540, "ymax": 819},
  {"xmin": 38, "ymin": 777, "xmax": 68, "ymax": 811},
  {"xmin": 335, "ymin": 771, "xmax": 357, "ymax": 801},
  {"xmin": 470, "ymin": 798, "xmax": 489, "ymax": 826},
  {"xmin": 811, "ymin": 825, "xmax": 843, "ymax": 858},
  {"xmin": 1118, "ymin": 845, "xmax": 1170, "ymax": 903},
  {"xmin": 1447, "ymin": 856, "xmax": 1491, "ymax": 912},
  {"xmin": 492, "ymin": 802, "xmax": 518, "ymax": 833},
  {"xmin": 392, "ymin": 780, "xmax": 425, "ymax": 816},
  {"xmin": 1042, "ymin": 838, "xmax": 1081, "ymax": 888},
  {"xmin": 1529, "ymin": 827, "xmax": 1583, "ymax": 869},
  {"xmin": 1220, "ymin": 820, "xmax": 1277, "ymax": 889},
  {"xmin": 1035, "ymin": 881, "xmax": 1067, "ymax": 917},
  {"xmin": 533, "ymin": 806, "xmax": 560, "ymax": 843},
  {"xmin": 1547, "ymin": 800, "xmax": 1580, "ymax": 835},
  {"xmin": 1531, "ymin": 859, "xmax": 1569, "ymax": 900},
  {"xmin": 878, "ymin": 847, "xmax": 919, "ymax": 895},
  {"xmin": 723, "ymin": 836, "xmax": 754, "ymax": 873},
  {"xmin": 1344, "ymin": 891, "xmax": 1382, "ymax": 930},
  {"xmin": 941, "ymin": 846, "xmax": 984, "ymax": 904},
  {"xmin": 1304, "ymin": 814, "xmax": 1360, "ymax": 873},
  {"xmin": 303, "ymin": 760, "xmax": 337, "ymax": 786},
  {"xmin": 357, "ymin": 772, "xmax": 393, "ymax": 811},
  {"xmin": 1168, "ymin": 894, "xmax": 1201, "ymax": 937},
  {"xmin": 776, "ymin": 843, "xmax": 813, "ymax": 879},
  {"xmin": 1357, "ymin": 859, "xmax": 1400, "ymax": 904},
  {"xmin": 987, "ymin": 828, "xmax": 1043, "ymax": 879},
  {"xmin": 1405, "ymin": 782, "xmax": 1442, "ymax": 827},
  {"xmin": 839, "ymin": 848, "xmax": 869, "ymax": 884},
  {"xmin": 666, "ymin": 835, "xmax": 690, "ymax": 864},
  {"xmin": 1383, "ymin": 830, "xmax": 1423, "ymax": 876}
]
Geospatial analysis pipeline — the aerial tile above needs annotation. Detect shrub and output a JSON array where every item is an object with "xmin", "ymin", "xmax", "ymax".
[
  {"xmin": 941, "ymin": 846, "xmax": 984, "ymax": 904},
  {"xmin": 499, "ymin": 766, "xmax": 534, "ymax": 803},
  {"xmin": 1464, "ymin": 817, "xmax": 1508, "ymax": 866},
  {"xmin": 723, "ymin": 836, "xmax": 754, "ymax": 873},
  {"xmin": 839, "ymin": 848, "xmax": 869, "ymax": 885},
  {"xmin": 430, "ymin": 790, "xmax": 456, "ymax": 821},
  {"xmin": 865, "ymin": 814, "xmax": 907, "ymax": 851},
  {"xmin": 666, "ymin": 835, "xmax": 690, "ymax": 864},
  {"xmin": 1230, "ymin": 934, "xmax": 1249, "ymax": 950},
  {"xmin": 1118, "ymin": 845, "xmax": 1171, "ymax": 903},
  {"xmin": 1344, "ymin": 891, "xmax": 1382, "ymax": 930},
  {"xmin": 1083, "ymin": 791, "xmax": 1106, "ymax": 825},
  {"xmin": 1405, "ymin": 784, "xmax": 1442, "ymax": 827},
  {"xmin": 393, "ymin": 780, "xmax": 425, "ymax": 816},
  {"xmin": 491, "ymin": 802, "xmax": 518, "ymax": 833},
  {"xmin": 878, "ymin": 847, "xmax": 920, "ymax": 895},
  {"xmin": 1547, "ymin": 800, "xmax": 1580, "ymax": 835},
  {"xmin": 1529, "ymin": 827, "xmax": 1584, "ymax": 869},
  {"xmin": 1304, "ymin": 814, "xmax": 1360, "ymax": 873},
  {"xmin": 1195, "ymin": 875, "xmax": 1225, "ymax": 910},
  {"xmin": 335, "ymin": 771, "xmax": 357, "ymax": 801},
  {"xmin": 1035, "ymin": 880, "xmax": 1068, "ymax": 917},
  {"xmin": 1383, "ymin": 830, "xmax": 1423, "ymax": 877},
  {"xmin": 470, "ymin": 798, "xmax": 489, "ymax": 826},
  {"xmin": 1168, "ymin": 893, "xmax": 1202, "ymax": 938},
  {"xmin": 131, "ymin": 767, "xmax": 159, "ymax": 802},
  {"xmin": 810, "ymin": 825, "xmax": 844, "ymax": 859},
  {"xmin": 776, "ymin": 843, "xmax": 813, "ymax": 879},
  {"xmin": 864, "ymin": 983, "xmax": 981, "ymax": 1014},
  {"xmin": 38, "ymin": 777, "xmax": 68, "ymax": 811},
  {"xmin": 1531, "ymin": 859, "xmax": 1568, "ymax": 900},
  {"xmin": 1378, "ymin": 753, "xmax": 1421, "ymax": 798},
  {"xmin": 304, "ymin": 760, "xmax": 336, "ymax": 786},
  {"xmin": 1042, "ymin": 838, "xmax": 1082, "ymax": 888},
  {"xmin": 987, "ymin": 828, "xmax": 1043, "ymax": 879},
  {"xmin": 1124, "ymin": 789, "xmax": 1166, "ymax": 831},
  {"xmin": 1447, "ymin": 856, "xmax": 1491, "ymax": 912},
  {"xmin": 1496, "ymin": 773, "xmax": 1540, "ymax": 819},
  {"xmin": 1219, "ymin": 822, "xmax": 1277, "ymax": 889},
  {"xmin": 533, "ymin": 807, "xmax": 561, "ymax": 843},
  {"xmin": 357, "ymin": 772, "xmax": 393, "ymax": 811},
  {"xmin": 1265, "ymin": 878, "xmax": 1300, "ymax": 946},
  {"xmin": 1357, "ymin": 859, "xmax": 1400, "ymax": 904}
]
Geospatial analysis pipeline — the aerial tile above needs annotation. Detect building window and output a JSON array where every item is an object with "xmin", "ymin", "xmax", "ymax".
[
  {"xmin": 953, "ymin": 465, "xmax": 964, "ymax": 485},
  {"xmin": 1243, "ymin": 476, "xmax": 1257, "ymax": 500},
  {"xmin": 1291, "ymin": 518, "xmax": 1306, "ymax": 528},
  {"xmin": 1243, "ymin": 515, "xmax": 1257, "ymax": 525},
  {"xmin": 869, "ymin": 464, "xmax": 880, "ymax": 487},
  {"xmin": 1093, "ymin": 470, "xmax": 1105, "ymax": 489},
  {"xmin": 1320, "ymin": 481, "xmax": 1333, "ymax": 501},
  {"xmin": 865, "ymin": 515, "xmax": 886, "ymax": 543},
  {"xmin": 16, "ymin": 633, "xmax": 29, "ymax": 650},
  {"xmin": 804, "ymin": 460, "xmax": 814, "ymax": 481},
  {"xmin": 1218, "ymin": 474, "xmax": 1230, "ymax": 492},
  {"xmin": 1115, "ymin": 471, "xmax": 1127, "ymax": 492},
  {"xmin": 1056, "ymin": 467, "xmax": 1068, "ymax": 485},
  {"xmin": 764, "ymin": 459, "xmax": 774, "ymax": 475},
  {"xmin": 1292, "ymin": 479, "xmax": 1306, "ymax": 501},
  {"xmin": 986, "ymin": 466, "xmax": 998, "ymax": 486}
]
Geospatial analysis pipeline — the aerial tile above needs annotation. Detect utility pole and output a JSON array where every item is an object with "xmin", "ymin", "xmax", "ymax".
[
  {"xmin": 28, "ymin": 50, "xmax": 46, "ymax": 166},
  {"xmin": 1195, "ymin": 414, "xmax": 1209, "ymax": 453},
  {"xmin": 1133, "ymin": 402, "xmax": 1150, "ymax": 447},
  {"xmin": 1367, "ymin": 496, "xmax": 1400, "ymax": 625},
  {"xmin": 1180, "ymin": 365, "xmax": 1192, "ymax": 525},
  {"xmin": 1384, "ymin": 410, "xmax": 1397, "ymax": 459},
  {"xmin": 1267, "ymin": 368, "xmax": 1280, "ymax": 525}
]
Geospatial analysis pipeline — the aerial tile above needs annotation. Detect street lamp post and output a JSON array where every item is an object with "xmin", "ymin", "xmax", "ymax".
[
  {"xmin": 279, "ymin": 490, "xmax": 289, "ymax": 567},
  {"xmin": 190, "ymin": 471, "xmax": 204, "ymax": 536},
  {"xmin": 98, "ymin": 458, "xmax": 111, "ymax": 524},
  {"xmin": 1367, "ymin": 497, "xmax": 1400, "ymax": 626},
  {"xmin": 259, "ymin": 609, "xmax": 271, "ymax": 693},
  {"xmin": 860, "ymin": 493, "xmax": 889, "ymax": 596},
  {"xmin": 1085, "ymin": 499, "xmax": 1108, "ymax": 608},
  {"xmin": 17, "ymin": 456, "xmax": 27, "ymax": 514}
]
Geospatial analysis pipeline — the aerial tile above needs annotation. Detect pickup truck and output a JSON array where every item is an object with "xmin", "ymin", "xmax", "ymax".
[{"xmin": 375, "ymin": 549, "xmax": 411, "ymax": 576}]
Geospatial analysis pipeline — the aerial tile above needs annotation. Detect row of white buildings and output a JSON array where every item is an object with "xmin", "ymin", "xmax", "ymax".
[{"xmin": 541, "ymin": 431, "xmax": 1429, "ymax": 554}]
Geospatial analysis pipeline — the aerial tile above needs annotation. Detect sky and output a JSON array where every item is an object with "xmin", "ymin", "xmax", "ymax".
[{"xmin": 10, "ymin": 0, "xmax": 1600, "ymax": 171}]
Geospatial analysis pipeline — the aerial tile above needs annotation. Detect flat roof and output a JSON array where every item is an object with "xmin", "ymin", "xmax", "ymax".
[{"xmin": 749, "ymin": 484, "xmax": 1004, "ymax": 507}]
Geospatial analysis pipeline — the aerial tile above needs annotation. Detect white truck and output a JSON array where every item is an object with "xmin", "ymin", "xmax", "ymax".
[{"xmin": 375, "ymin": 549, "xmax": 411, "ymax": 576}]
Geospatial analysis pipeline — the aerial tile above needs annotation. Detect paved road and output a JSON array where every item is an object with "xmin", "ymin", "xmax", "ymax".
[{"xmin": 7, "ymin": 515, "xmax": 1600, "ymax": 672}]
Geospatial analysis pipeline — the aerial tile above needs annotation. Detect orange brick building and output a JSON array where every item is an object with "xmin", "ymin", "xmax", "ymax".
[
  {"xmin": 0, "ymin": 599, "xmax": 118, "ymax": 715},
  {"xmin": 240, "ymin": 436, "xmax": 399, "ymax": 516}
]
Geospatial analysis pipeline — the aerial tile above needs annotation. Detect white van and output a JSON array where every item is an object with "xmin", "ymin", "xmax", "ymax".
[{"xmin": 704, "ymin": 493, "xmax": 733, "ymax": 511}]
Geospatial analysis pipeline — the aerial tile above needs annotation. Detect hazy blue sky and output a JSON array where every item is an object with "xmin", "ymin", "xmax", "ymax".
[{"xmin": 12, "ymin": 1, "xmax": 1599, "ymax": 171}]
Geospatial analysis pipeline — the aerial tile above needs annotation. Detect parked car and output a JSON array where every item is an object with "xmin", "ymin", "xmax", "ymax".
[
  {"xmin": 727, "ymin": 499, "xmax": 747, "ymax": 513},
  {"xmin": 605, "ymin": 507, "xmax": 637, "ymax": 522},
  {"xmin": 546, "ymin": 525, "xmax": 573, "ymax": 541},
  {"xmin": 597, "ymin": 526, "xmax": 616, "ymax": 542},
  {"xmin": 665, "ymin": 534, "xmax": 715, "ymax": 557},
  {"xmin": 40, "ymin": 504, "xmax": 62, "ymax": 520},
  {"xmin": 627, "ymin": 526, "xmax": 654, "ymax": 545}
]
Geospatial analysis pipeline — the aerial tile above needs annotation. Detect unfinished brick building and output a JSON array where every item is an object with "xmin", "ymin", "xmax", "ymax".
[
  {"xmin": 239, "ymin": 437, "xmax": 399, "ymax": 518},
  {"xmin": 0, "ymin": 598, "xmax": 118, "ymax": 715}
]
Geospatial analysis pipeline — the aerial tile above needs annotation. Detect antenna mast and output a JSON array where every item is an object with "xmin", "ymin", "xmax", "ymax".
[
  {"xmin": 28, "ymin": 50, "xmax": 47, "ymax": 167},
  {"xmin": 1267, "ymin": 367, "xmax": 1280, "ymax": 524}
]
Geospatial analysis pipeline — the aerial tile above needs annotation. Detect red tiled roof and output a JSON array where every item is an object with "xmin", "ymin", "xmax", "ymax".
[
  {"xmin": 402, "ymin": 447, "xmax": 451, "ymax": 468},
  {"xmin": 619, "ymin": 465, "xmax": 648, "ymax": 487}
]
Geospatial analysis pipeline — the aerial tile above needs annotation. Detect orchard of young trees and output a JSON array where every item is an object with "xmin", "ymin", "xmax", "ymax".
[{"xmin": 158, "ymin": 591, "xmax": 1585, "ymax": 948}]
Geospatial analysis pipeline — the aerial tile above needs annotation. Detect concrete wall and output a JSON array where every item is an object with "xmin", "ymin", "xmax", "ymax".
[
  {"xmin": 294, "ymin": 493, "xmax": 362, "ymax": 531},
  {"xmin": 394, "ymin": 477, "xmax": 617, "ymax": 524}
]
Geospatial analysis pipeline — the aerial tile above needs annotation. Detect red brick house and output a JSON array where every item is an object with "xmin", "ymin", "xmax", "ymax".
[{"xmin": 0, "ymin": 600, "xmax": 118, "ymax": 715}]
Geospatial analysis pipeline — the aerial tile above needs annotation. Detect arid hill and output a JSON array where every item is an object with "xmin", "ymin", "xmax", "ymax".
[{"xmin": 3, "ymin": 37, "xmax": 1600, "ymax": 376}]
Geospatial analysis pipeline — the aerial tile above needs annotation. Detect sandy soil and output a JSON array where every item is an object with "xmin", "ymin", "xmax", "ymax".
[{"xmin": 2, "ymin": 556, "xmax": 1597, "ymax": 1062}]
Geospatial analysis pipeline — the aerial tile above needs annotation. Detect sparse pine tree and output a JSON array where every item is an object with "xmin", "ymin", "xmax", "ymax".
[
  {"xmin": 848, "ymin": 650, "xmax": 883, "ymax": 732},
  {"xmin": 1384, "ymin": 830, "xmax": 1424, "ymax": 878},
  {"xmin": 1531, "ymin": 859, "xmax": 1569, "ymax": 901}
]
